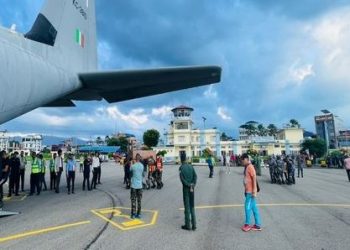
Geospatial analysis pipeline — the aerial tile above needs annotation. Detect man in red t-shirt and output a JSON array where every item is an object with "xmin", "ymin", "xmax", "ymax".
[{"xmin": 241, "ymin": 153, "xmax": 262, "ymax": 232}]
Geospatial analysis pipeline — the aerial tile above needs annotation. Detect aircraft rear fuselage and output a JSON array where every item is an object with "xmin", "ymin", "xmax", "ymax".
[{"xmin": 0, "ymin": 27, "xmax": 81, "ymax": 123}]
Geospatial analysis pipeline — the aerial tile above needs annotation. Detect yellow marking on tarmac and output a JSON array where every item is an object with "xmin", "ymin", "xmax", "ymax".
[
  {"xmin": 179, "ymin": 203, "xmax": 350, "ymax": 210},
  {"xmin": 3, "ymin": 197, "xmax": 11, "ymax": 201},
  {"xmin": 0, "ymin": 220, "xmax": 91, "ymax": 244},
  {"xmin": 91, "ymin": 207, "xmax": 159, "ymax": 231},
  {"xmin": 3, "ymin": 194, "xmax": 27, "ymax": 202},
  {"xmin": 122, "ymin": 219, "xmax": 144, "ymax": 227}
]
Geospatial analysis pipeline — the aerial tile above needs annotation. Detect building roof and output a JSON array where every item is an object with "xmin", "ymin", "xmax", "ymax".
[
  {"xmin": 171, "ymin": 105, "xmax": 194, "ymax": 112},
  {"xmin": 79, "ymin": 146, "xmax": 121, "ymax": 154}
]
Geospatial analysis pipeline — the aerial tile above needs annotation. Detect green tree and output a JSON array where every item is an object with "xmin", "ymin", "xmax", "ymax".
[
  {"xmin": 107, "ymin": 137, "xmax": 128, "ymax": 152},
  {"xmin": 202, "ymin": 148, "xmax": 212, "ymax": 158},
  {"xmin": 302, "ymin": 138, "xmax": 327, "ymax": 157},
  {"xmin": 96, "ymin": 136, "xmax": 103, "ymax": 145},
  {"xmin": 267, "ymin": 124, "xmax": 278, "ymax": 138},
  {"xmin": 157, "ymin": 150, "xmax": 167, "ymax": 157},
  {"xmin": 257, "ymin": 124, "xmax": 267, "ymax": 136},
  {"xmin": 290, "ymin": 119, "xmax": 300, "ymax": 128},
  {"xmin": 143, "ymin": 129, "xmax": 160, "ymax": 148},
  {"xmin": 220, "ymin": 132, "xmax": 229, "ymax": 141}
]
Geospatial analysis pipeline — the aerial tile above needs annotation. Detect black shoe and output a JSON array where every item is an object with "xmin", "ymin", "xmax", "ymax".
[
  {"xmin": 15, "ymin": 194, "xmax": 19, "ymax": 196},
  {"xmin": 29, "ymin": 193, "xmax": 33, "ymax": 196},
  {"xmin": 68, "ymin": 192, "xmax": 70, "ymax": 195},
  {"xmin": 181, "ymin": 225, "xmax": 191, "ymax": 231},
  {"xmin": 7, "ymin": 194, "xmax": 11, "ymax": 198},
  {"xmin": 192, "ymin": 226, "xmax": 197, "ymax": 231},
  {"xmin": 36, "ymin": 193, "xmax": 40, "ymax": 195},
  {"xmin": 72, "ymin": 191, "xmax": 75, "ymax": 194}
]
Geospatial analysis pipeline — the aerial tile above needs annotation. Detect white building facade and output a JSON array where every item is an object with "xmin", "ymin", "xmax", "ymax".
[
  {"xmin": 154, "ymin": 106, "xmax": 305, "ymax": 161},
  {"xmin": 155, "ymin": 106, "xmax": 221, "ymax": 161},
  {"xmin": 0, "ymin": 131, "xmax": 9, "ymax": 151},
  {"xmin": 21, "ymin": 135, "xmax": 43, "ymax": 153}
]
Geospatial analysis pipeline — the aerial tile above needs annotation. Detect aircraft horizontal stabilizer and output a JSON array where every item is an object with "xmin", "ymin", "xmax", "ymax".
[{"xmin": 68, "ymin": 65, "xmax": 221, "ymax": 103}]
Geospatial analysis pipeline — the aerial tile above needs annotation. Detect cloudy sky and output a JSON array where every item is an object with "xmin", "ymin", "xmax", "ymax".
[{"xmin": 1, "ymin": 0, "xmax": 350, "ymax": 140}]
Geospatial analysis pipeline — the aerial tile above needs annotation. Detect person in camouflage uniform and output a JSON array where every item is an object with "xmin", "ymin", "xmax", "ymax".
[{"xmin": 179, "ymin": 152, "xmax": 197, "ymax": 231}]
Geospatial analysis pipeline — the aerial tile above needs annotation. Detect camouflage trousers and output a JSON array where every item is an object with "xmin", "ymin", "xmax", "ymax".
[{"xmin": 130, "ymin": 188, "xmax": 143, "ymax": 216}]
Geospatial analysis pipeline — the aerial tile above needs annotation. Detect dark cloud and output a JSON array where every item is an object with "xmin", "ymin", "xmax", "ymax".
[
  {"xmin": 1, "ymin": 0, "xmax": 350, "ymax": 138},
  {"xmin": 246, "ymin": 0, "xmax": 349, "ymax": 19}
]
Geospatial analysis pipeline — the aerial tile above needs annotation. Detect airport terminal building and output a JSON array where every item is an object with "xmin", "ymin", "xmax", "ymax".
[{"xmin": 154, "ymin": 106, "xmax": 304, "ymax": 162}]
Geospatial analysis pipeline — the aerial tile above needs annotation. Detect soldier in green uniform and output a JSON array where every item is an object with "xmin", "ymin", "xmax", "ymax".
[{"xmin": 179, "ymin": 152, "xmax": 197, "ymax": 231}]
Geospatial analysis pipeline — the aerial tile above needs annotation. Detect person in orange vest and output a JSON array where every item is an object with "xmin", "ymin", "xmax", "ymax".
[
  {"xmin": 156, "ymin": 155, "xmax": 164, "ymax": 189},
  {"xmin": 148, "ymin": 157, "xmax": 157, "ymax": 189}
]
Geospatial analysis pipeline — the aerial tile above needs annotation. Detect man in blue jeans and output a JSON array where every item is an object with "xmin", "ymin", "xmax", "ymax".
[{"xmin": 241, "ymin": 153, "xmax": 262, "ymax": 232}]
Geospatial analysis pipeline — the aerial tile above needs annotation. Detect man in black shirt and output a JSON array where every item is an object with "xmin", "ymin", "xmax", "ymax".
[
  {"xmin": 0, "ymin": 151, "xmax": 10, "ymax": 209},
  {"xmin": 82, "ymin": 154, "xmax": 92, "ymax": 191},
  {"xmin": 8, "ymin": 152, "xmax": 21, "ymax": 197}
]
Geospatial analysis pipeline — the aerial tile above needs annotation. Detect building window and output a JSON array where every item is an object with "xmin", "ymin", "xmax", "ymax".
[{"xmin": 178, "ymin": 136, "xmax": 185, "ymax": 143}]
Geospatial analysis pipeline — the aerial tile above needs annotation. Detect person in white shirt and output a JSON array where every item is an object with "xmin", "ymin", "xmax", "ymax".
[
  {"xmin": 19, "ymin": 151, "xmax": 27, "ymax": 192},
  {"xmin": 91, "ymin": 153, "xmax": 100, "ymax": 189},
  {"xmin": 55, "ymin": 149, "xmax": 64, "ymax": 193},
  {"xmin": 226, "ymin": 153, "xmax": 231, "ymax": 174}
]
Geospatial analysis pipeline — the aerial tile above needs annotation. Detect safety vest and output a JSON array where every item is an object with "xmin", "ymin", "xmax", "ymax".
[
  {"xmin": 49, "ymin": 159, "xmax": 55, "ymax": 172},
  {"xmin": 40, "ymin": 160, "xmax": 46, "ymax": 174},
  {"xmin": 156, "ymin": 158, "xmax": 163, "ymax": 171},
  {"xmin": 149, "ymin": 164, "xmax": 156, "ymax": 172},
  {"xmin": 31, "ymin": 159, "xmax": 40, "ymax": 174}
]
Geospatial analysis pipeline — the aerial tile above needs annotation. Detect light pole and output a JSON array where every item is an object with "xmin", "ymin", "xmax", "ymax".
[{"xmin": 202, "ymin": 117, "xmax": 207, "ymax": 130}]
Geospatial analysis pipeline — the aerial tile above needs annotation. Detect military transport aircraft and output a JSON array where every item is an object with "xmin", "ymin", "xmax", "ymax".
[
  {"xmin": 0, "ymin": 0, "xmax": 221, "ymax": 124},
  {"xmin": 0, "ymin": 0, "xmax": 221, "ymax": 217}
]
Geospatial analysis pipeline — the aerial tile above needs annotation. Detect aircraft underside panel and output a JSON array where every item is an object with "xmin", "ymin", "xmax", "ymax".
[{"xmin": 64, "ymin": 66, "xmax": 221, "ymax": 103}]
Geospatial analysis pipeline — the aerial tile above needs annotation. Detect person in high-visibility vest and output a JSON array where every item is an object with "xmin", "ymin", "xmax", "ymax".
[
  {"xmin": 38, "ymin": 154, "xmax": 47, "ymax": 191},
  {"xmin": 156, "ymin": 156, "xmax": 164, "ymax": 189},
  {"xmin": 148, "ymin": 157, "xmax": 157, "ymax": 189},
  {"xmin": 50, "ymin": 153, "xmax": 57, "ymax": 190},
  {"xmin": 29, "ymin": 152, "xmax": 41, "ymax": 196}
]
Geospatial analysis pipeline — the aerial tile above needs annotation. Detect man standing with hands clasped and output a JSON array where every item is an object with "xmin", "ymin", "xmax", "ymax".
[
  {"xmin": 241, "ymin": 153, "xmax": 262, "ymax": 232},
  {"xmin": 179, "ymin": 152, "xmax": 197, "ymax": 231}
]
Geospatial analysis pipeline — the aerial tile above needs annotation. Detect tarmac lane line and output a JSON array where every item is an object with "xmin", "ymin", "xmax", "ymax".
[
  {"xmin": 0, "ymin": 220, "xmax": 91, "ymax": 244},
  {"xmin": 179, "ymin": 203, "xmax": 350, "ymax": 210}
]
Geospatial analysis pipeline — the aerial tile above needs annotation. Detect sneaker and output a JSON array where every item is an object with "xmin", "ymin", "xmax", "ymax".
[
  {"xmin": 241, "ymin": 224, "xmax": 251, "ymax": 232},
  {"xmin": 251, "ymin": 225, "xmax": 262, "ymax": 231},
  {"xmin": 130, "ymin": 214, "xmax": 135, "ymax": 219},
  {"xmin": 181, "ymin": 225, "xmax": 191, "ymax": 231},
  {"xmin": 135, "ymin": 214, "xmax": 141, "ymax": 219}
]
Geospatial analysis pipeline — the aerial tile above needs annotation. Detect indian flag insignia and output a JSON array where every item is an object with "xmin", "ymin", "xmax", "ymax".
[{"xmin": 75, "ymin": 29, "xmax": 85, "ymax": 48}]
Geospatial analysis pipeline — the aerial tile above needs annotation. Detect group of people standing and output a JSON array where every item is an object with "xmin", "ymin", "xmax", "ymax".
[
  {"xmin": 124, "ymin": 155, "xmax": 164, "ymax": 190},
  {"xmin": 268, "ymin": 154, "xmax": 303, "ymax": 185},
  {"xmin": 0, "ymin": 149, "xmax": 104, "ymax": 209}
]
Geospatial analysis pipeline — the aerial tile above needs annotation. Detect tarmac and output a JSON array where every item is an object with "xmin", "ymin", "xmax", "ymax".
[{"xmin": 0, "ymin": 162, "xmax": 349, "ymax": 250}]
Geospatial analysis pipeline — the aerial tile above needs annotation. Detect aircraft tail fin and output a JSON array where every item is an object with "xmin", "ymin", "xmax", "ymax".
[{"xmin": 25, "ymin": 0, "xmax": 97, "ymax": 72}]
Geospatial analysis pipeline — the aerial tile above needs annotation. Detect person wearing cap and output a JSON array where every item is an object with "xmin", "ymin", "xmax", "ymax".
[{"xmin": 179, "ymin": 152, "xmax": 197, "ymax": 231}]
